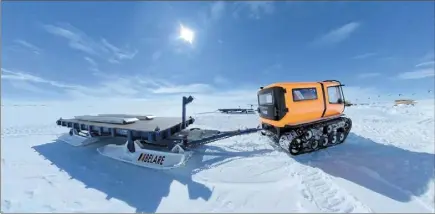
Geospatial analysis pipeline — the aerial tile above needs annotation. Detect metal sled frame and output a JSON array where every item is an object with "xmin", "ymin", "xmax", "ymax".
[
  {"xmin": 218, "ymin": 108, "xmax": 256, "ymax": 114},
  {"xmin": 55, "ymin": 96, "xmax": 260, "ymax": 169},
  {"xmin": 56, "ymin": 116, "xmax": 195, "ymax": 149}
]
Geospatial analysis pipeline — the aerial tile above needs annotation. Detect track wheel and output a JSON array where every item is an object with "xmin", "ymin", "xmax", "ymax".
[
  {"xmin": 324, "ymin": 125, "xmax": 332, "ymax": 134},
  {"xmin": 304, "ymin": 130, "xmax": 313, "ymax": 140},
  {"xmin": 289, "ymin": 138, "xmax": 303, "ymax": 155},
  {"xmin": 320, "ymin": 137, "xmax": 329, "ymax": 147},
  {"xmin": 329, "ymin": 134, "xmax": 338, "ymax": 145},
  {"xmin": 310, "ymin": 139, "xmax": 320, "ymax": 151},
  {"xmin": 337, "ymin": 131, "xmax": 346, "ymax": 143},
  {"xmin": 343, "ymin": 122, "xmax": 349, "ymax": 130}
]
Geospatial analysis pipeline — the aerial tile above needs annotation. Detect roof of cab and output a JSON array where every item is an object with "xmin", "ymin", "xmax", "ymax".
[{"xmin": 260, "ymin": 80, "xmax": 341, "ymax": 90}]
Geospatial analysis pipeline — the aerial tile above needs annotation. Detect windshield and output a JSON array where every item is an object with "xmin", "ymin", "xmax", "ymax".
[
  {"xmin": 258, "ymin": 93, "xmax": 273, "ymax": 105},
  {"xmin": 327, "ymin": 86, "xmax": 343, "ymax": 103}
]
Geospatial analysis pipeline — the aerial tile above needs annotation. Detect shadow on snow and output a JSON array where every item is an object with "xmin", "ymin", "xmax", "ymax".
[
  {"xmin": 32, "ymin": 131, "xmax": 432, "ymax": 211},
  {"xmin": 32, "ymin": 134, "xmax": 273, "ymax": 213},
  {"xmin": 294, "ymin": 133, "xmax": 435, "ymax": 203}
]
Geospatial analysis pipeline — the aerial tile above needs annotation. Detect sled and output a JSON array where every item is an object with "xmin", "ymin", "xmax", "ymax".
[
  {"xmin": 55, "ymin": 96, "xmax": 260, "ymax": 170},
  {"xmin": 217, "ymin": 108, "xmax": 256, "ymax": 114}
]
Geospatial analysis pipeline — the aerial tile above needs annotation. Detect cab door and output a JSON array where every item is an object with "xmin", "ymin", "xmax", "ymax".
[{"xmin": 323, "ymin": 84, "xmax": 345, "ymax": 117}]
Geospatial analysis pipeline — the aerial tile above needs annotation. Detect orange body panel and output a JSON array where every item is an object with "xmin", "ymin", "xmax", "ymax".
[{"xmin": 258, "ymin": 81, "xmax": 345, "ymax": 128}]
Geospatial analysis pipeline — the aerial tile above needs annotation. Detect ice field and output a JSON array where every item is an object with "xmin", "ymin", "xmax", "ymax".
[{"xmin": 1, "ymin": 99, "xmax": 434, "ymax": 213}]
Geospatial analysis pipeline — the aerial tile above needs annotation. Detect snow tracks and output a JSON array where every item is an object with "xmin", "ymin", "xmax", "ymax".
[
  {"xmin": 294, "ymin": 162, "xmax": 372, "ymax": 213},
  {"xmin": 263, "ymin": 138, "xmax": 371, "ymax": 213}
]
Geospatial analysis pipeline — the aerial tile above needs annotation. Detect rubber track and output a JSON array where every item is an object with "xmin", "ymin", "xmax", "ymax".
[{"xmin": 264, "ymin": 117, "xmax": 353, "ymax": 156}]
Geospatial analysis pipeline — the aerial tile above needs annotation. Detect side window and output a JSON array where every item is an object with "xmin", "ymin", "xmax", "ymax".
[
  {"xmin": 328, "ymin": 86, "xmax": 343, "ymax": 104},
  {"xmin": 259, "ymin": 93, "xmax": 273, "ymax": 105},
  {"xmin": 292, "ymin": 88, "xmax": 318, "ymax": 101}
]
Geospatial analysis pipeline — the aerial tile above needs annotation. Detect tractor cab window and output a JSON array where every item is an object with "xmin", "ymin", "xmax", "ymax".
[
  {"xmin": 258, "ymin": 93, "xmax": 273, "ymax": 105},
  {"xmin": 328, "ymin": 86, "xmax": 343, "ymax": 104}
]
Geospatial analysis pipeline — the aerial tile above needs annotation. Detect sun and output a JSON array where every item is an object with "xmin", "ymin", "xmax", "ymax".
[{"xmin": 179, "ymin": 24, "xmax": 194, "ymax": 44}]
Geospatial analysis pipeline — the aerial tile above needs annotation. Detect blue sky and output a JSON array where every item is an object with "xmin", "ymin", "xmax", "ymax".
[{"xmin": 1, "ymin": 1, "xmax": 434, "ymax": 102}]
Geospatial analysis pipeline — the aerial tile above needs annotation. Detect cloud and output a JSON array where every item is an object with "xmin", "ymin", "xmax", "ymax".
[
  {"xmin": 213, "ymin": 75, "xmax": 229, "ymax": 85},
  {"xmin": 1, "ymin": 68, "xmax": 87, "ymax": 91},
  {"xmin": 398, "ymin": 68, "xmax": 435, "ymax": 80},
  {"xmin": 84, "ymin": 57, "xmax": 97, "ymax": 67},
  {"xmin": 1, "ymin": 68, "xmax": 140, "ymax": 99},
  {"xmin": 352, "ymin": 52, "xmax": 377, "ymax": 60},
  {"xmin": 197, "ymin": 1, "xmax": 227, "ymax": 29},
  {"xmin": 395, "ymin": 52, "xmax": 435, "ymax": 80},
  {"xmin": 312, "ymin": 22, "xmax": 360, "ymax": 46},
  {"xmin": 416, "ymin": 52, "xmax": 434, "ymax": 67},
  {"xmin": 13, "ymin": 39, "xmax": 42, "ymax": 55},
  {"xmin": 415, "ymin": 61, "xmax": 435, "ymax": 68},
  {"xmin": 43, "ymin": 24, "xmax": 99, "ymax": 55},
  {"xmin": 84, "ymin": 57, "xmax": 99, "ymax": 73},
  {"xmin": 2, "ymin": 68, "xmax": 52, "ymax": 83},
  {"xmin": 101, "ymin": 39, "xmax": 138, "ymax": 63},
  {"xmin": 210, "ymin": 1, "xmax": 226, "ymax": 21},
  {"xmin": 151, "ymin": 83, "xmax": 213, "ymax": 94},
  {"xmin": 8, "ymin": 81, "xmax": 54, "ymax": 95},
  {"xmin": 420, "ymin": 52, "xmax": 434, "ymax": 62},
  {"xmin": 108, "ymin": 58, "xmax": 120, "ymax": 64},
  {"xmin": 136, "ymin": 77, "xmax": 214, "ymax": 94},
  {"xmin": 232, "ymin": 1, "xmax": 275, "ymax": 20},
  {"xmin": 1, "ymin": 68, "xmax": 218, "ymax": 100},
  {"xmin": 98, "ymin": 78, "xmax": 140, "ymax": 95},
  {"xmin": 357, "ymin": 72, "xmax": 381, "ymax": 79},
  {"xmin": 43, "ymin": 23, "xmax": 137, "ymax": 63}
]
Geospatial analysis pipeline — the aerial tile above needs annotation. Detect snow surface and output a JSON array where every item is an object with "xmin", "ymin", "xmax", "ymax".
[{"xmin": 1, "ymin": 99, "xmax": 434, "ymax": 213}]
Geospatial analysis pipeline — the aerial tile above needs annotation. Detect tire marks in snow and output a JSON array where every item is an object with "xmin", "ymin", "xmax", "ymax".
[
  {"xmin": 264, "ymin": 137, "xmax": 371, "ymax": 213},
  {"xmin": 294, "ymin": 163, "xmax": 372, "ymax": 213}
]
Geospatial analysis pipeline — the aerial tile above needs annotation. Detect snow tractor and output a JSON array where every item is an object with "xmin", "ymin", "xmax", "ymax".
[{"xmin": 257, "ymin": 80, "xmax": 352, "ymax": 155}]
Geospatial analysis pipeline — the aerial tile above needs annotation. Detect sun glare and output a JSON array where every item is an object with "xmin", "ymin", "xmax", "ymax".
[{"xmin": 179, "ymin": 24, "xmax": 194, "ymax": 44}]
